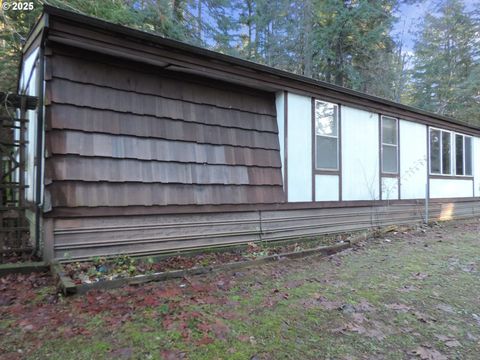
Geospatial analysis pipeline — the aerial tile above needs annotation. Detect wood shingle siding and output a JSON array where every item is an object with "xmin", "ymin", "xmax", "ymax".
[
  {"xmin": 49, "ymin": 52, "xmax": 276, "ymax": 117},
  {"xmin": 44, "ymin": 49, "xmax": 283, "ymax": 209},
  {"xmin": 47, "ymin": 79, "xmax": 278, "ymax": 138},
  {"xmin": 46, "ymin": 102, "xmax": 279, "ymax": 150},
  {"xmin": 45, "ymin": 131, "xmax": 281, "ymax": 168},
  {"xmin": 47, "ymin": 182, "xmax": 284, "ymax": 207},
  {"xmin": 45, "ymin": 156, "xmax": 283, "ymax": 185}
]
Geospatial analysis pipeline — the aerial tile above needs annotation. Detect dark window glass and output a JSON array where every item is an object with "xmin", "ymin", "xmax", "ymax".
[
  {"xmin": 465, "ymin": 137, "xmax": 472, "ymax": 176},
  {"xmin": 381, "ymin": 117, "xmax": 398, "ymax": 173},
  {"xmin": 382, "ymin": 145, "xmax": 398, "ymax": 173},
  {"xmin": 442, "ymin": 131, "xmax": 451, "ymax": 174},
  {"xmin": 316, "ymin": 136, "xmax": 338, "ymax": 169},
  {"xmin": 455, "ymin": 134, "xmax": 464, "ymax": 175},
  {"xmin": 430, "ymin": 129, "xmax": 441, "ymax": 174}
]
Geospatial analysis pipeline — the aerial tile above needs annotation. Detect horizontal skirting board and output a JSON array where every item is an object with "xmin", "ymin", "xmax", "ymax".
[{"xmin": 51, "ymin": 200, "xmax": 480, "ymax": 261}]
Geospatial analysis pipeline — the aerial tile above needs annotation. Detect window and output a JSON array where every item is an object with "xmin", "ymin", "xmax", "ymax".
[
  {"xmin": 455, "ymin": 134, "xmax": 464, "ymax": 175},
  {"xmin": 465, "ymin": 137, "xmax": 472, "ymax": 176},
  {"xmin": 315, "ymin": 100, "xmax": 339, "ymax": 170},
  {"xmin": 381, "ymin": 116, "xmax": 398, "ymax": 174},
  {"xmin": 430, "ymin": 129, "xmax": 441, "ymax": 174},
  {"xmin": 430, "ymin": 129, "xmax": 452, "ymax": 175},
  {"xmin": 442, "ymin": 131, "xmax": 452, "ymax": 174},
  {"xmin": 455, "ymin": 134, "xmax": 473, "ymax": 176},
  {"xmin": 429, "ymin": 128, "xmax": 472, "ymax": 176}
]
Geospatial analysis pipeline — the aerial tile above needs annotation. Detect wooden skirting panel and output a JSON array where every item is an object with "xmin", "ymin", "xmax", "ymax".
[{"xmin": 51, "ymin": 200, "xmax": 480, "ymax": 261}]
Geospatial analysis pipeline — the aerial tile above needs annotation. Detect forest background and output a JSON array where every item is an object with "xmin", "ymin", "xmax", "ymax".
[{"xmin": 1, "ymin": 0, "xmax": 479, "ymax": 123}]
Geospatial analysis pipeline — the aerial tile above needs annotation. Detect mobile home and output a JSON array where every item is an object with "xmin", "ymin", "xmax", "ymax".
[{"xmin": 19, "ymin": 6, "xmax": 480, "ymax": 261}]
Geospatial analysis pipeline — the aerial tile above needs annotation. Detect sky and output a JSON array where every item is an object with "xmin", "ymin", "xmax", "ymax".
[{"xmin": 392, "ymin": 0, "xmax": 480, "ymax": 51}]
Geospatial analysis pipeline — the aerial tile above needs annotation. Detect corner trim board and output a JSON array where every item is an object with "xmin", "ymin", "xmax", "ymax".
[
  {"xmin": 284, "ymin": 91, "xmax": 288, "ymax": 201},
  {"xmin": 311, "ymin": 97, "xmax": 315, "ymax": 202}
]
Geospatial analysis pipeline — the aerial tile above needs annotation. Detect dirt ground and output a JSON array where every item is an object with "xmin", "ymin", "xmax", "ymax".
[{"xmin": 1, "ymin": 219, "xmax": 480, "ymax": 359}]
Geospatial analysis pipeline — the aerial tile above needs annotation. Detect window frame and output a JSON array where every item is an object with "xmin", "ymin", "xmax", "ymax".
[
  {"xmin": 429, "ymin": 127, "xmax": 452, "ymax": 175},
  {"xmin": 380, "ymin": 115, "xmax": 399, "ymax": 175},
  {"xmin": 454, "ymin": 133, "xmax": 473, "ymax": 177},
  {"xmin": 429, "ymin": 127, "xmax": 473, "ymax": 177},
  {"xmin": 314, "ymin": 100, "xmax": 340, "ymax": 172}
]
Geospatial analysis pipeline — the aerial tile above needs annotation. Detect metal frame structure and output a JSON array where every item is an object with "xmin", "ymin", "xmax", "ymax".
[{"xmin": 0, "ymin": 92, "xmax": 37, "ymax": 260}]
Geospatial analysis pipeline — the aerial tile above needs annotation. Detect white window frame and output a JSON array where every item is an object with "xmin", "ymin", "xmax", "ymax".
[
  {"xmin": 454, "ymin": 133, "xmax": 473, "ymax": 177},
  {"xmin": 380, "ymin": 115, "xmax": 399, "ymax": 175},
  {"xmin": 429, "ymin": 127, "xmax": 473, "ymax": 177},
  {"xmin": 314, "ymin": 100, "xmax": 339, "ymax": 171},
  {"xmin": 429, "ymin": 127, "xmax": 452, "ymax": 176}
]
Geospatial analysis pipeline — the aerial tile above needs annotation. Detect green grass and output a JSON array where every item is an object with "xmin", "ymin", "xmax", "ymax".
[{"xmin": 2, "ymin": 220, "xmax": 480, "ymax": 359}]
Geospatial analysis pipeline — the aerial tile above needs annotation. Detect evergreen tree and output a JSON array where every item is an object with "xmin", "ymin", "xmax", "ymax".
[
  {"xmin": 408, "ymin": 0, "xmax": 479, "ymax": 123},
  {"xmin": 0, "ymin": 3, "xmax": 41, "ymax": 92},
  {"xmin": 1, "ymin": 0, "xmax": 478, "ymax": 125},
  {"xmin": 310, "ymin": 0, "xmax": 399, "ymax": 94}
]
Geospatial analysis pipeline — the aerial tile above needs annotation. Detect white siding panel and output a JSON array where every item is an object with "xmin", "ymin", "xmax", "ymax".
[
  {"xmin": 20, "ymin": 48, "xmax": 39, "ymax": 92},
  {"xmin": 430, "ymin": 179, "xmax": 473, "ymax": 198},
  {"xmin": 20, "ymin": 49, "xmax": 39, "ymax": 202},
  {"xmin": 400, "ymin": 120, "xmax": 427, "ymax": 199},
  {"xmin": 287, "ymin": 93, "xmax": 312, "ymax": 202},
  {"xmin": 275, "ymin": 92, "xmax": 285, "ymax": 183},
  {"xmin": 342, "ymin": 106, "xmax": 379, "ymax": 200},
  {"xmin": 381, "ymin": 177, "xmax": 399, "ymax": 200},
  {"xmin": 315, "ymin": 174, "xmax": 339, "ymax": 201},
  {"xmin": 474, "ymin": 137, "xmax": 480, "ymax": 197}
]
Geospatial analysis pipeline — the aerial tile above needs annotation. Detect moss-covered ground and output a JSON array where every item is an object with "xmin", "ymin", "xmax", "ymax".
[{"xmin": 1, "ymin": 219, "xmax": 480, "ymax": 359}]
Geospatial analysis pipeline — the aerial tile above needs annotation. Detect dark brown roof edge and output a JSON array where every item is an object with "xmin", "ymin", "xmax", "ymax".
[{"xmin": 41, "ymin": 4, "xmax": 479, "ymax": 132}]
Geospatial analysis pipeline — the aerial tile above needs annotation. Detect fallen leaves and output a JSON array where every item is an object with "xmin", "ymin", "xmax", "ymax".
[
  {"xmin": 445, "ymin": 339, "xmax": 461, "ymax": 348},
  {"xmin": 412, "ymin": 272, "xmax": 429, "ymax": 280},
  {"xmin": 331, "ymin": 319, "xmax": 387, "ymax": 341},
  {"xmin": 310, "ymin": 293, "xmax": 342, "ymax": 310},
  {"xmin": 3, "ymin": 219, "xmax": 480, "ymax": 359},
  {"xmin": 354, "ymin": 299, "xmax": 375, "ymax": 312},
  {"xmin": 109, "ymin": 347, "xmax": 133, "ymax": 359},
  {"xmin": 411, "ymin": 345, "xmax": 447, "ymax": 360},
  {"xmin": 386, "ymin": 303, "xmax": 411, "ymax": 312},
  {"xmin": 433, "ymin": 334, "xmax": 461, "ymax": 348},
  {"xmin": 160, "ymin": 349, "xmax": 186, "ymax": 360},
  {"xmin": 284, "ymin": 279, "xmax": 305, "ymax": 289},
  {"xmin": 412, "ymin": 311, "xmax": 437, "ymax": 324},
  {"xmin": 397, "ymin": 285, "xmax": 417, "ymax": 293},
  {"xmin": 435, "ymin": 303, "xmax": 454, "ymax": 314}
]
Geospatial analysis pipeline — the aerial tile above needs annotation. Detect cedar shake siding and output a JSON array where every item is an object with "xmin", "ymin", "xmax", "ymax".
[{"xmin": 44, "ymin": 48, "xmax": 284, "ymax": 209}]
